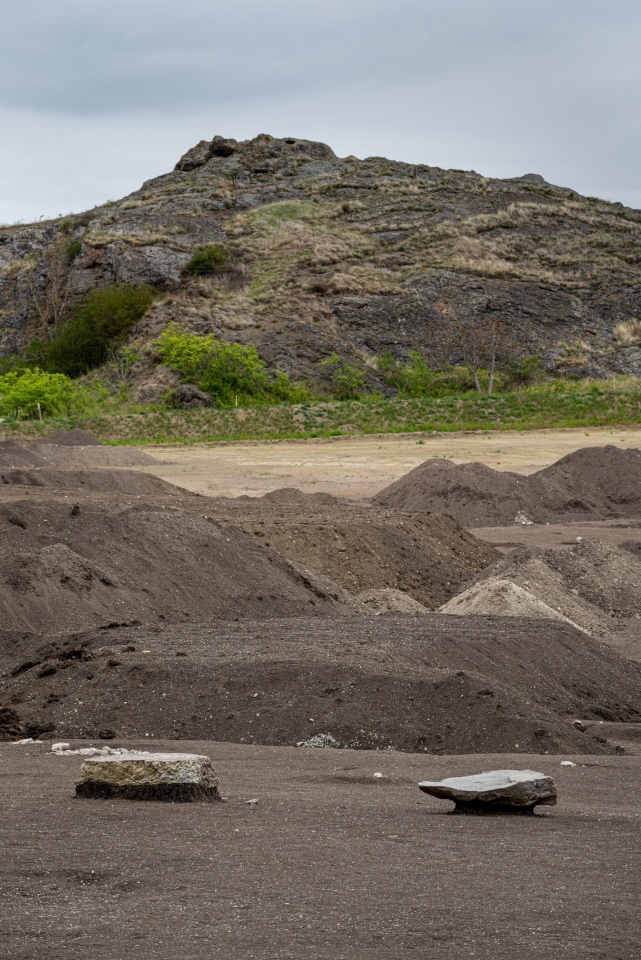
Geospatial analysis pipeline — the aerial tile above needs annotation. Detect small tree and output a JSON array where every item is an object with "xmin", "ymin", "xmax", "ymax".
[
  {"xmin": 435, "ymin": 315, "xmax": 513, "ymax": 395},
  {"xmin": 0, "ymin": 369, "xmax": 77, "ymax": 419}
]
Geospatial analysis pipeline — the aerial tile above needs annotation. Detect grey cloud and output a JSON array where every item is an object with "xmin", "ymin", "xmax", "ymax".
[{"xmin": 0, "ymin": 0, "xmax": 640, "ymax": 220}]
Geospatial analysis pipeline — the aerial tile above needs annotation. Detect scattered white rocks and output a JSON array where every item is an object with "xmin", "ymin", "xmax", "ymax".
[
  {"xmin": 12, "ymin": 738, "xmax": 44, "ymax": 745},
  {"xmin": 296, "ymin": 733, "xmax": 340, "ymax": 749},
  {"xmin": 76, "ymin": 752, "xmax": 221, "ymax": 802},
  {"xmin": 52, "ymin": 743, "xmax": 142, "ymax": 757},
  {"xmin": 418, "ymin": 769, "xmax": 557, "ymax": 814}
]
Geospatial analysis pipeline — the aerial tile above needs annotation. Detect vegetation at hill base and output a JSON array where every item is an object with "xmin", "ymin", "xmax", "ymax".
[{"xmin": 1, "ymin": 376, "xmax": 640, "ymax": 445}]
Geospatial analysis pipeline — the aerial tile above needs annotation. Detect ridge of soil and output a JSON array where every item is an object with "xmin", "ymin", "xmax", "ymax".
[
  {"xmin": 206, "ymin": 488, "xmax": 498, "ymax": 609},
  {"xmin": 32, "ymin": 428, "xmax": 104, "ymax": 446},
  {"xmin": 0, "ymin": 467, "xmax": 189, "ymax": 496},
  {"xmin": 2, "ymin": 615, "xmax": 640, "ymax": 753},
  {"xmin": 0, "ymin": 499, "xmax": 357, "ymax": 633},
  {"xmin": 373, "ymin": 445, "xmax": 641, "ymax": 527}
]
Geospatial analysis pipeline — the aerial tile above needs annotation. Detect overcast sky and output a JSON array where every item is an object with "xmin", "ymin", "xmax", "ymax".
[{"xmin": 1, "ymin": 0, "xmax": 639, "ymax": 223}]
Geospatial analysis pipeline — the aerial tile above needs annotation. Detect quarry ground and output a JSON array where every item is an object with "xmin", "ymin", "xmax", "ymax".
[
  {"xmin": 2, "ymin": 742, "xmax": 640, "ymax": 960},
  {"xmin": 133, "ymin": 426, "xmax": 641, "ymax": 498}
]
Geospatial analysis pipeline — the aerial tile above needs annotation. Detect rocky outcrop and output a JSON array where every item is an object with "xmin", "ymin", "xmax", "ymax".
[{"xmin": 1, "ymin": 133, "xmax": 640, "ymax": 388}]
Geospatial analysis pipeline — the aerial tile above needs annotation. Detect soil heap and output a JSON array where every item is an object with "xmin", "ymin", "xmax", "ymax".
[
  {"xmin": 32, "ymin": 428, "xmax": 104, "ymax": 447},
  {"xmin": 453, "ymin": 539, "xmax": 641, "ymax": 636},
  {"xmin": 206, "ymin": 488, "xmax": 498, "ymax": 609},
  {"xmin": 0, "ymin": 499, "xmax": 357, "ymax": 634},
  {"xmin": 3, "ymin": 614, "xmax": 640, "ymax": 753},
  {"xmin": 373, "ymin": 446, "xmax": 641, "ymax": 527}
]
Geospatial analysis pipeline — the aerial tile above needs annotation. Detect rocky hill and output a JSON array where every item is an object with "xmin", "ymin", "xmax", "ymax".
[{"xmin": 2, "ymin": 133, "xmax": 641, "ymax": 397}]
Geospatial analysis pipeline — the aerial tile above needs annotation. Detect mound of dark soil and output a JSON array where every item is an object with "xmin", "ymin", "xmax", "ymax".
[
  {"xmin": 0, "ymin": 468, "xmax": 189, "ymax": 497},
  {"xmin": 207, "ymin": 489, "xmax": 498, "ymax": 609},
  {"xmin": 3, "ymin": 615, "xmax": 640, "ymax": 753},
  {"xmin": 373, "ymin": 446, "xmax": 641, "ymax": 527},
  {"xmin": 34, "ymin": 428, "xmax": 104, "ymax": 446},
  {"xmin": 539, "ymin": 445, "xmax": 641, "ymax": 511},
  {"xmin": 0, "ymin": 441, "xmax": 47, "ymax": 470},
  {"xmin": 0, "ymin": 500, "xmax": 356, "ymax": 633}
]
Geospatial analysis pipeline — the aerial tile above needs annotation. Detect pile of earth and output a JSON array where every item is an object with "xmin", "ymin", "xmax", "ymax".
[
  {"xmin": 0, "ymin": 434, "xmax": 156, "ymax": 468},
  {"xmin": 0, "ymin": 468, "xmax": 189, "ymax": 497},
  {"xmin": 206, "ymin": 488, "xmax": 498, "ymax": 609},
  {"xmin": 3, "ymin": 614, "xmax": 640, "ymax": 753},
  {"xmin": 443, "ymin": 539, "xmax": 641, "ymax": 637},
  {"xmin": 32, "ymin": 428, "xmax": 105, "ymax": 446},
  {"xmin": 0, "ymin": 500, "xmax": 358, "ymax": 633},
  {"xmin": 373, "ymin": 446, "xmax": 641, "ymax": 527}
]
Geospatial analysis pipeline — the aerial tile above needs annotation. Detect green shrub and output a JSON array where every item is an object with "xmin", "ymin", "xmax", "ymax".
[
  {"xmin": 0, "ymin": 369, "xmax": 78, "ymax": 419},
  {"xmin": 156, "ymin": 324, "xmax": 309, "ymax": 406},
  {"xmin": 377, "ymin": 352, "xmax": 475, "ymax": 397},
  {"xmin": 65, "ymin": 238, "xmax": 82, "ymax": 263},
  {"xmin": 41, "ymin": 284, "xmax": 153, "ymax": 377},
  {"xmin": 318, "ymin": 354, "xmax": 368, "ymax": 400},
  {"xmin": 184, "ymin": 245, "xmax": 227, "ymax": 276}
]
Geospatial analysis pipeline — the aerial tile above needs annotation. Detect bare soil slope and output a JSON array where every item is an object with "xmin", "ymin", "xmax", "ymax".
[
  {"xmin": 0, "ymin": 499, "xmax": 356, "ymax": 633},
  {"xmin": 3, "ymin": 615, "xmax": 640, "ymax": 753},
  {"xmin": 374, "ymin": 445, "xmax": 641, "ymax": 527},
  {"xmin": 207, "ymin": 488, "xmax": 498, "ymax": 608}
]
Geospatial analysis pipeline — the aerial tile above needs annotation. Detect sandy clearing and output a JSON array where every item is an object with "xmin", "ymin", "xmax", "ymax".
[{"xmin": 131, "ymin": 426, "xmax": 641, "ymax": 499}]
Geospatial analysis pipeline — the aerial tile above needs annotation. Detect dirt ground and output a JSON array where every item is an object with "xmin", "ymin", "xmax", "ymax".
[
  {"xmin": 1, "ymin": 742, "xmax": 640, "ymax": 960},
  {"xmin": 133, "ymin": 427, "xmax": 641, "ymax": 499}
]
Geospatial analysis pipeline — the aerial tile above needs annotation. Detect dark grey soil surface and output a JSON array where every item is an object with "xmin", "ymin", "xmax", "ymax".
[
  {"xmin": 4, "ymin": 615, "xmax": 640, "ymax": 754},
  {"xmin": 208, "ymin": 487, "xmax": 498, "ymax": 608},
  {"xmin": 374, "ymin": 445, "xmax": 641, "ymax": 527},
  {"xmin": 1, "ymin": 742, "xmax": 640, "ymax": 960},
  {"xmin": 32, "ymin": 428, "xmax": 105, "ymax": 446}
]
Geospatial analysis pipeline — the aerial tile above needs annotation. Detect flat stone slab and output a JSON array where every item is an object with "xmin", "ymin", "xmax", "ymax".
[
  {"xmin": 418, "ymin": 769, "xmax": 557, "ymax": 814},
  {"xmin": 76, "ymin": 752, "xmax": 221, "ymax": 802}
]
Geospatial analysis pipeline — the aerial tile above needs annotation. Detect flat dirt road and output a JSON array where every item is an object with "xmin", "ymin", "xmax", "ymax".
[
  {"xmin": 2, "ymin": 742, "xmax": 640, "ymax": 960},
  {"xmin": 135, "ymin": 427, "xmax": 641, "ymax": 499}
]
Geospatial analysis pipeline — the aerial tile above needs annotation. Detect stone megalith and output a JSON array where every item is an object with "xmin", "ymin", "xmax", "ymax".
[
  {"xmin": 418, "ymin": 769, "xmax": 557, "ymax": 814},
  {"xmin": 76, "ymin": 752, "xmax": 221, "ymax": 802}
]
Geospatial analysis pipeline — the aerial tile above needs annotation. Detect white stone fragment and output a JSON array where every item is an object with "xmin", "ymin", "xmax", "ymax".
[
  {"xmin": 418, "ymin": 769, "xmax": 557, "ymax": 812},
  {"xmin": 560, "ymin": 761, "xmax": 576, "ymax": 767}
]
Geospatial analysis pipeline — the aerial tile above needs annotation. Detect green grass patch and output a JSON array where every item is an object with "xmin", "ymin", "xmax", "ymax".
[{"xmin": 2, "ymin": 383, "xmax": 640, "ymax": 445}]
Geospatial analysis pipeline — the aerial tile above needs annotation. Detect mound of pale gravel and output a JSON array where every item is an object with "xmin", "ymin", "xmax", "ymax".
[
  {"xmin": 438, "ymin": 577, "xmax": 586, "ymax": 631},
  {"xmin": 3, "ymin": 614, "xmax": 641, "ymax": 752},
  {"xmin": 463, "ymin": 540, "xmax": 641, "ymax": 636},
  {"xmin": 372, "ymin": 446, "xmax": 641, "ymax": 527},
  {"xmin": 357, "ymin": 588, "xmax": 430, "ymax": 615},
  {"xmin": 0, "ymin": 500, "xmax": 357, "ymax": 633}
]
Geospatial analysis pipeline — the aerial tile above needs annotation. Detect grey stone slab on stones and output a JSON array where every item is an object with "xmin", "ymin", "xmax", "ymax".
[{"xmin": 418, "ymin": 769, "xmax": 557, "ymax": 814}]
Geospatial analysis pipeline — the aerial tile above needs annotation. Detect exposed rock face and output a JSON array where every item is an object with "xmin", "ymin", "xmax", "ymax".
[
  {"xmin": 2, "ymin": 132, "xmax": 640, "ymax": 387},
  {"xmin": 418, "ymin": 769, "xmax": 557, "ymax": 814},
  {"xmin": 75, "ymin": 752, "xmax": 221, "ymax": 801}
]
